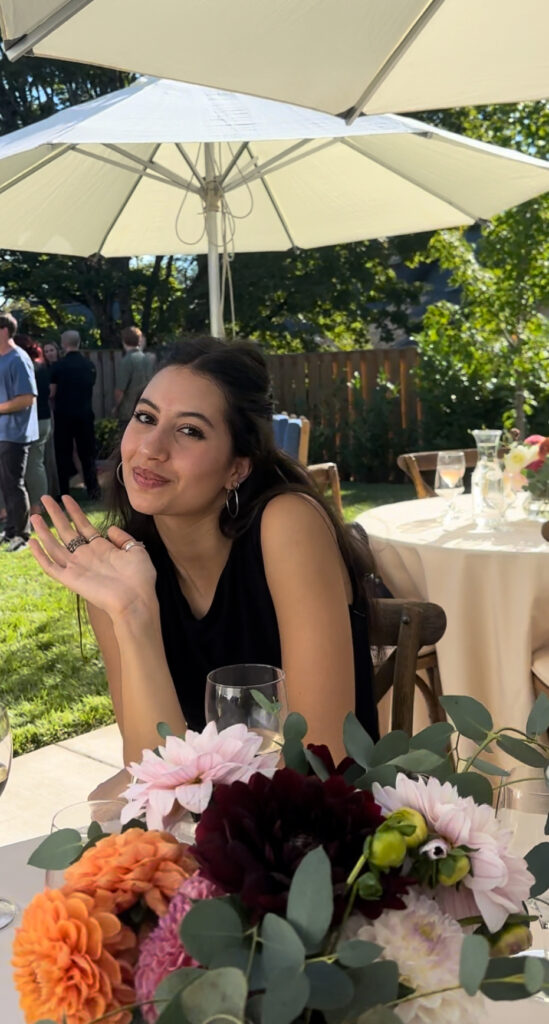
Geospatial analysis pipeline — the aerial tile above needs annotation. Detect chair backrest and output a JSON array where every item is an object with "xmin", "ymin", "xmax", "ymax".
[
  {"xmin": 397, "ymin": 449, "xmax": 478, "ymax": 499},
  {"xmin": 370, "ymin": 599, "xmax": 447, "ymax": 734},
  {"xmin": 273, "ymin": 413, "xmax": 310, "ymax": 464}
]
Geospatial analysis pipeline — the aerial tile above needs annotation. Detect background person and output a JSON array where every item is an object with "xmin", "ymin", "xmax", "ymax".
[
  {"xmin": 29, "ymin": 337, "xmax": 378, "ymax": 798},
  {"xmin": 49, "ymin": 329, "xmax": 100, "ymax": 500},
  {"xmin": 14, "ymin": 335, "xmax": 52, "ymax": 515},
  {"xmin": 113, "ymin": 325, "xmax": 156, "ymax": 429},
  {"xmin": 0, "ymin": 313, "xmax": 38, "ymax": 552},
  {"xmin": 43, "ymin": 341, "xmax": 60, "ymax": 367}
]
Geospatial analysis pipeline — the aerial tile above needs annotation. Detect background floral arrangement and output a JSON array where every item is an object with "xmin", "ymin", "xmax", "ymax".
[
  {"xmin": 503, "ymin": 433, "xmax": 549, "ymax": 499},
  {"xmin": 12, "ymin": 692, "xmax": 549, "ymax": 1024}
]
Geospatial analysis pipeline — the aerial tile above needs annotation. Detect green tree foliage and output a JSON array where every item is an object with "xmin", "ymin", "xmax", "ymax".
[{"xmin": 413, "ymin": 101, "xmax": 549, "ymax": 441}]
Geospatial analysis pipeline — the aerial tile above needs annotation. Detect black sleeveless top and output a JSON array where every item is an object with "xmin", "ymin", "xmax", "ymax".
[{"xmin": 151, "ymin": 504, "xmax": 379, "ymax": 742}]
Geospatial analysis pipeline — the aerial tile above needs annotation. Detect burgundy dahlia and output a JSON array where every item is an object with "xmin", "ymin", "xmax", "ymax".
[{"xmin": 190, "ymin": 767, "xmax": 412, "ymax": 922}]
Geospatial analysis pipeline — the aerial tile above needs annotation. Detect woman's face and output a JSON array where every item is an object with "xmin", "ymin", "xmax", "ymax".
[
  {"xmin": 43, "ymin": 344, "xmax": 58, "ymax": 363},
  {"xmin": 120, "ymin": 365, "xmax": 250, "ymax": 519}
]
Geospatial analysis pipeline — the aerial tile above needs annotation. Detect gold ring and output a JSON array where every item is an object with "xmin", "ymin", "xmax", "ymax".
[{"xmin": 66, "ymin": 535, "xmax": 87, "ymax": 553}]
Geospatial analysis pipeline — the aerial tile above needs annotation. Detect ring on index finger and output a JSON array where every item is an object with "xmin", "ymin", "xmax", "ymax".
[{"xmin": 66, "ymin": 534, "xmax": 88, "ymax": 554}]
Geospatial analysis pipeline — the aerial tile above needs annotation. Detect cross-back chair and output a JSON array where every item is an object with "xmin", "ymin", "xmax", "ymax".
[
  {"xmin": 370, "ymin": 599, "xmax": 447, "ymax": 735},
  {"xmin": 397, "ymin": 449, "xmax": 478, "ymax": 499}
]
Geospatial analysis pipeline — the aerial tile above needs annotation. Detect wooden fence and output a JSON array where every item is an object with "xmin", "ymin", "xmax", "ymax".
[{"xmin": 86, "ymin": 346, "xmax": 420, "ymax": 429}]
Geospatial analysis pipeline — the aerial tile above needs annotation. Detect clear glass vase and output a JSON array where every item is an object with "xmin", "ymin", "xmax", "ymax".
[
  {"xmin": 471, "ymin": 429, "xmax": 504, "ymax": 531},
  {"xmin": 523, "ymin": 491, "xmax": 549, "ymax": 522}
]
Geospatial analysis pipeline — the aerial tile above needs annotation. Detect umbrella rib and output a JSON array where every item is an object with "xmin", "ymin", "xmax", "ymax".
[
  {"xmin": 105, "ymin": 144, "xmax": 202, "ymax": 194},
  {"xmin": 176, "ymin": 144, "xmax": 205, "ymax": 188},
  {"xmin": 3, "ymin": 0, "xmax": 93, "ymax": 59},
  {"xmin": 74, "ymin": 146, "xmax": 188, "ymax": 191},
  {"xmin": 243, "ymin": 143, "xmax": 297, "ymax": 250},
  {"xmin": 0, "ymin": 144, "xmax": 73, "ymax": 196},
  {"xmin": 218, "ymin": 143, "xmax": 249, "ymax": 186},
  {"xmin": 224, "ymin": 139, "xmax": 335, "ymax": 193},
  {"xmin": 93, "ymin": 142, "xmax": 163, "ymax": 255},
  {"xmin": 340, "ymin": 137, "xmax": 480, "ymax": 222},
  {"xmin": 343, "ymin": 0, "xmax": 447, "ymax": 123}
]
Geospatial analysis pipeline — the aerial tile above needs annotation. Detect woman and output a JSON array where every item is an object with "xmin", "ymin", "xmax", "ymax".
[
  {"xmin": 43, "ymin": 341, "xmax": 60, "ymax": 366},
  {"xmin": 29, "ymin": 338, "xmax": 378, "ymax": 796}
]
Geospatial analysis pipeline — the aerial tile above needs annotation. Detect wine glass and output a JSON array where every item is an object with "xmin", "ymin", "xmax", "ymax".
[
  {"xmin": 45, "ymin": 799, "xmax": 126, "ymax": 889},
  {"xmin": 499, "ymin": 769, "xmax": 549, "ymax": 998},
  {"xmin": 434, "ymin": 450, "xmax": 466, "ymax": 527},
  {"xmin": 205, "ymin": 664, "xmax": 288, "ymax": 754},
  {"xmin": 0, "ymin": 703, "xmax": 16, "ymax": 928}
]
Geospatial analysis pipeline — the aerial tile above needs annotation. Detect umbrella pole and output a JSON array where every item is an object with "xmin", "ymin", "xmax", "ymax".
[{"xmin": 204, "ymin": 143, "xmax": 225, "ymax": 339}]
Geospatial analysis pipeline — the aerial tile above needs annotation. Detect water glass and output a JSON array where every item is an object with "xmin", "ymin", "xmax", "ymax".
[
  {"xmin": 434, "ymin": 450, "xmax": 465, "ymax": 526},
  {"xmin": 205, "ymin": 664, "xmax": 287, "ymax": 753},
  {"xmin": 46, "ymin": 799, "xmax": 126, "ymax": 889}
]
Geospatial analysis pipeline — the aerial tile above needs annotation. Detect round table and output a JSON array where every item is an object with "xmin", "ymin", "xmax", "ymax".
[{"xmin": 357, "ymin": 495, "xmax": 549, "ymax": 737}]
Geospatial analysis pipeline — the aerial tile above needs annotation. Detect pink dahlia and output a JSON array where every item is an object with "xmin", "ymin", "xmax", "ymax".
[
  {"xmin": 373, "ymin": 773, "xmax": 534, "ymax": 933},
  {"xmin": 121, "ymin": 722, "xmax": 279, "ymax": 828},
  {"xmin": 134, "ymin": 872, "xmax": 221, "ymax": 1024}
]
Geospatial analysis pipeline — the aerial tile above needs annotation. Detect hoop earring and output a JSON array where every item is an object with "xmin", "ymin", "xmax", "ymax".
[
  {"xmin": 116, "ymin": 462, "xmax": 125, "ymax": 487},
  {"xmin": 225, "ymin": 484, "xmax": 239, "ymax": 519}
]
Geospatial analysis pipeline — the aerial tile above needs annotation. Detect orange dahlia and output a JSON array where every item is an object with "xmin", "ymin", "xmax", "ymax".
[
  {"xmin": 63, "ymin": 827, "xmax": 197, "ymax": 916},
  {"xmin": 12, "ymin": 888, "xmax": 135, "ymax": 1024}
]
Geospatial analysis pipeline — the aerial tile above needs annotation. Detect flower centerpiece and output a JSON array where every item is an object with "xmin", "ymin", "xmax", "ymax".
[
  {"xmin": 12, "ymin": 693, "xmax": 549, "ymax": 1024},
  {"xmin": 503, "ymin": 433, "xmax": 549, "ymax": 518}
]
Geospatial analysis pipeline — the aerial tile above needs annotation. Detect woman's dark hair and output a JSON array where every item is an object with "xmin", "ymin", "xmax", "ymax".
[{"xmin": 104, "ymin": 336, "xmax": 376, "ymax": 607}]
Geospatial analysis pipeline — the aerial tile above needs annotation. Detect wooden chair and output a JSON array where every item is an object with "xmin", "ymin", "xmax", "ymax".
[
  {"xmin": 397, "ymin": 449, "xmax": 478, "ymax": 499},
  {"xmin": 307, "ymin": 461, "xmax": 344, "ymax": 518},
  {"xmin": 370, "ymin": 599, "xmax": 447, "ymax": 734}
]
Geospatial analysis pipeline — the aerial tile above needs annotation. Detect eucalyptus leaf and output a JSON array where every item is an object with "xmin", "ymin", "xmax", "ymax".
[
  {"xmin": 28, "ymin": 828, "xmax": 84, "ymax": 870},
  {"xmin": 251, "ymin": 688, "xmax": 282, "ymax": 715},
  {"xmin": 526, "ymin": 842, "xmax": 549, "ymax": 897},
  {"xmin": 469, "ymin": 757, "xmax": 509, "ymax": 777},
  {"xmin": 209, "ymin": 944, "xmax": 265, "ymax": 989},
  {"xmin": 287, "ymin": 846, "xmax": 333, "ymax": 952},
  {"xmin": 155, "ymin": 967, "xmax": 205, "ymax": 1003},
  {"xmin": 524, "ymin": 956, "xmax": 545, "ymax": 995},
  {"xmin": 345, "ymin": 961, "xmax": 399, "ymax": 1017},
  {"xmin": 121, "ymin": 817, "xmax": 147, "ymax": 832},
  {"xmin": 355, "ymin": 765, "xmax": 398, "ymax": 791},
  {"xmin": 283, "ymin": 712, "xmax": 308, "ymax": 742},
  {"xmin": 180, "ymin": 967, "xmax": 248, "ymax": 1024},
  {"xmin": 260, "ymin": 914, "xmax": 305, "ymax": 978},
  {"xmin": 388, "ymin": 749, "xmax": 443, "ymax": 772},
  {"xmin": 526, "ymin": 693, "xmax": 549, "ymax": 737},
  {"xmin": 156, "ymin": 997, "xmax": 192, "ymax": 1024},
  {"xmin": 305, "ymin": 961, "xmax": 354, "ymax": 1010},
  {"xmin": 439, "ymin": 696, "xmax": 493, "ymax": 742},
  {"xmin": 496, "ymin": 734, "xmax": 548, "ymax": 768},
  {"xmin": 370, "ymin": 731, "xmax": 409, "ymax": 767},
  {"xmin": 282, "ymin": 737, "xmax": 308, "ymax": 774},
  {"xmin": 261, "ymin": 967, "xmax": 310, "ymax": 1024},
  {"xmin": 337, "ymin": 939, "xmax": 382, "ymax": 968},
  {"xmin": 545, "ymin": 812, "xmax": 549, "ymax": 837},
  {"xmin": 87, "ymin": 820, "xmax": 103, "ymax": 841},
  {"xmin": 180, "ymin": 899, "xmax": 243, "ymax": 966},
  {"xmin": 481, "ymin": 956, "xmax": 538, "ymax": 1001},
  {"xmin": 459, "ymin": 934, "xmax": 490, "ymax": 995},
  {"xmin": 343, "ymin": 712, "xmax": 375, "ymax": 768},
  {"xmin": 344, "ymin": 762, "xmax": 366, "ymax": 786},
  {"xmin": 409, "ymin": 722, "xmax": 454, "ymax": 756},
  {"xmin": 304, "ymin": 748, "xmax": 330, "ymax": 781},
  {"xmin": 157, "ymin": 721, "xmax": 173, "ymax": 739},
  {"xmin": 446, "ymin": 771, "xmax": 493, "ymax": 806}
]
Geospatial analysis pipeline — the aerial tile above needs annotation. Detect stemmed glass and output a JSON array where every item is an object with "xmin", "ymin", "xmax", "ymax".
[
  {"xmin": 0, "ymin": 703, "xmax": 16, "ymax": 928},
  {"xmin": 499, "ymin": 769, "xmax": 549, "ymax": 998},
  {"xmin": 434, "ymin": 450, "xmax": 466, "ymax": 527},
  {"xmin": 205, "ymin": 664, "xmax": 288, "ymax": 753}
]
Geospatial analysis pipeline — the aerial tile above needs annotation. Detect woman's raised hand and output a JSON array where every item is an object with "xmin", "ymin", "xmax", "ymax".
[{"xmin": 29, "ymin": 494, "xmax": 158, "ymax": 617}]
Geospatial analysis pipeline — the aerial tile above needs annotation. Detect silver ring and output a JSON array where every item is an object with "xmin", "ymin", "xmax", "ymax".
[
  {"xmin": 66, "ymin": 535, "xmax": 87, "ymax": 553},
  {"xmin": 122, "ymin": 540, "xmax": 143, "ymax": 552},
  {"xmin": 87, "ymin": 533, "xmax": 102, "ymax": 543}
]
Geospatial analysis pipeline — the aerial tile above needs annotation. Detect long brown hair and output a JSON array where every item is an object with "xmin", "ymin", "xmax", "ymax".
[{"xmin": 103, "ymin": 336, "xmax": 376, "ymax": 607}]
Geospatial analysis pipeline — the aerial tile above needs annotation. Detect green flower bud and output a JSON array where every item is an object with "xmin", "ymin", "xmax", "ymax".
[
  {"xmin": 438, "ymin": 854, "xmax": 471, "ymax": 887},
  {"xmin": 385, "ymin": 808, "xmax": 429, "ymax": 848},
  {"xmin": 356, "ymin": 871, "xmax": 383, "ymax": 900},
  {"xmin": 489, "ymin": 923, "xmax": 532, "ymax": 958},
  {"xmin": 369, "ymin": 828, "xmax": 407, "ymax": 870}
]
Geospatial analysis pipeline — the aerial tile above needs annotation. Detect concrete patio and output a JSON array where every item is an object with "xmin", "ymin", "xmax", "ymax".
[{"xmin": 0, "ymin": 724, "xmax": 124, "ymax": 847}]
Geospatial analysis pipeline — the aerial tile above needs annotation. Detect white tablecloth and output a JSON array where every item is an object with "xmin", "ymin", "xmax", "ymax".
[{"xmin": 357, "ymin": 495, "xmax": 549, "ymax": 736}]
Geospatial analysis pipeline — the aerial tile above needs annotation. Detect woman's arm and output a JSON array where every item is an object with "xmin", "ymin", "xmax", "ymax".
[{"xmin": 261, "ymin": 493, "xmax": 357, "ymax": 762}]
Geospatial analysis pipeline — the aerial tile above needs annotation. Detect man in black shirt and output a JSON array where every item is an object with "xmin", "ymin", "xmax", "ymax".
[{"xmin": 49, "ymin": 330, "xmax": 100, "ymax": 499}]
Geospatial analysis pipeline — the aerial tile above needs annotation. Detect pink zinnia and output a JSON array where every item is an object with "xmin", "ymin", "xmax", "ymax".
[
  {"xmin": 373, "ymin": 773, "xmax": 534, "ymax": 933},
  {"xmin": 134, "ymin": 872, "xmax": 221, "ymax": 1023},
  {"xmin": 121, "ymin": 722, "xmax": 279, "ymax": 828}
]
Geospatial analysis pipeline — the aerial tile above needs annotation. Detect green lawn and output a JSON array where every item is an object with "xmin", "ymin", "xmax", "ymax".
[{"xmin": 1, "ymin": 483, "xmax": 413, "ymax": 755}]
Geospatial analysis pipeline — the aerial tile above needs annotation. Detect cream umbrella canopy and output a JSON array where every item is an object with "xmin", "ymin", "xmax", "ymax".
[
  {"xmin": 1, "ymin": 0, "xmax": 549, "ymax": 121},
  {"xmin": 0, "ymin": 77, "xmax": 547, "ymax": 336}
]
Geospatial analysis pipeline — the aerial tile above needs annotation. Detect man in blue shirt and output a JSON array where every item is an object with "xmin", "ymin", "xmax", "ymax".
[{"xmin": 0, "ymin": 313, "xmax": 38, "ymax": 551}]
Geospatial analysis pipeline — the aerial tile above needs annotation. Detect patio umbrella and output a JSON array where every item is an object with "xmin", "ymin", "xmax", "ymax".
[
  {"xmin": 0, "ymin": 76, "xmax": 547, "ymax": 337},
  {"xmin": 1, "ymin": 1, "xmax": 549, "ymax": 121}
]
